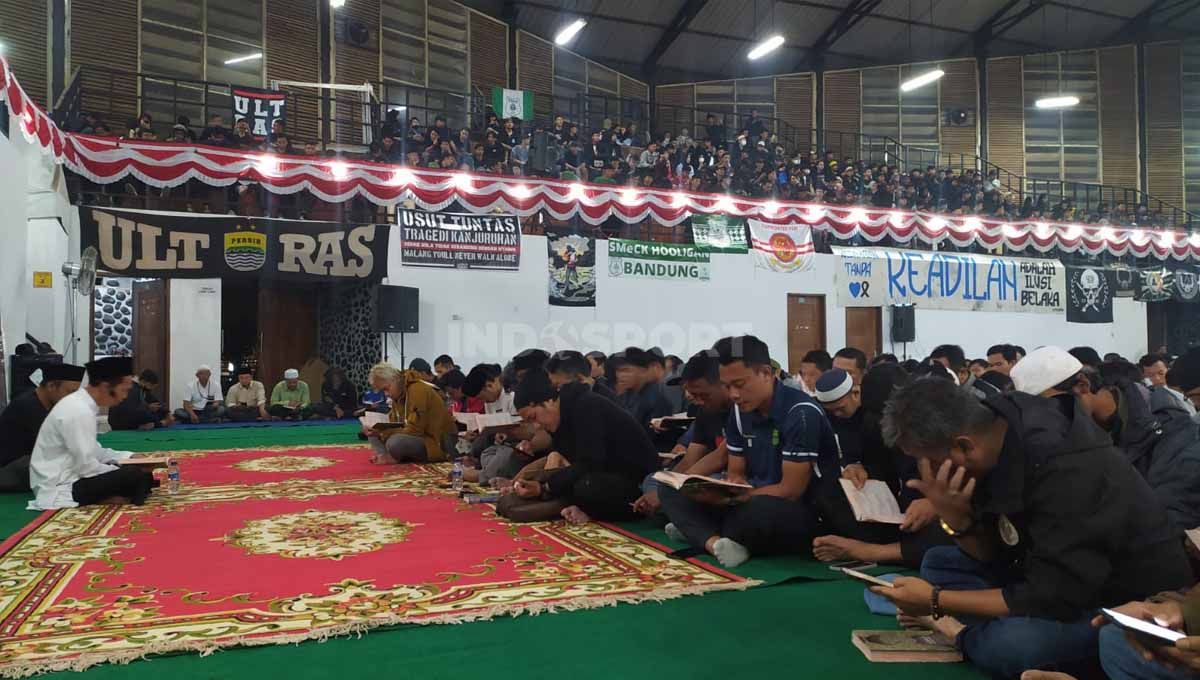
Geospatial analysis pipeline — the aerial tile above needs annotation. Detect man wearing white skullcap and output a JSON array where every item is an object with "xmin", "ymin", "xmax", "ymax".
[
  {"xmin": 174, "ymin": 364, "xmax": 225, "ymax": 424},
  {"xmin": 268, "ymin": 369, "xmax": 312, "ymax": 420}
]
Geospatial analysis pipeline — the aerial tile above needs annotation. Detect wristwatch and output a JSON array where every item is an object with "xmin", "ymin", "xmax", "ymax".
[
  {"xmin": 931, "ymin": 586, "xmax": 944, "ymax": 620},
  {"xmin": 939, "ymin": 517, "xmax": 974, "ymax": 537}
]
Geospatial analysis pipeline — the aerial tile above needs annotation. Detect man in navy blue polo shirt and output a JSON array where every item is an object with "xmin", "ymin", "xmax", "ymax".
[{"xmin": 658, "ymin": 335, "xmax": 839, "ymax": 567}]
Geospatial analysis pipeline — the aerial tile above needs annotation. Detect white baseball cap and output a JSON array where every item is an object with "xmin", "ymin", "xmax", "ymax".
[
  {"xmin": 1011, "ymin": 346, "xmax": 1083, "ymax": 397},
  {"xmin": 284, "ymin": 368, "xmax": 300, "ymax": 379}
]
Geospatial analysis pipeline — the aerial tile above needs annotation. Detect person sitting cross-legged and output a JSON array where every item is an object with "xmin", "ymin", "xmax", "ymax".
[
  {"xmin": 173, "ymin": 365, "xmax": 225, "ymax": 424},
  {"xmin": 811, "ymin": 364, "xmax": 951, "ymax": 568},
  {"xmin": 268, "ymin": 369, "xmax": 312, "ymax": 420},
  {"xmin": 365, "ymin": 363, "xmax": 456, "ymax": 464},
  {"xmin": 29, "ymin": 357, "xmax": 158, "ymax": 509},
  {"xmin": 310, "ymin": 367, "xmax": 358, "ymax": 420},
  {"xmin": 0, "ymin": 363, "xmax": 85, "ymax": 492},
  {"xmin": 108, "ymin": 369, "xmax": 173, "ymax": 431},
  {"xmin": 658, "ymin": 335, "xmax": 839, "ymax": 568},
  {"xmin": 870, "ymin": 378, "xmax": 1192, "ymax": 679},
  {"xmin": 498, "ymin": 369, "xmax": 657, "ymax": 525},
  {"xmin": 225, "ymin": 368, "xmax": 269, "ymax": 422}
]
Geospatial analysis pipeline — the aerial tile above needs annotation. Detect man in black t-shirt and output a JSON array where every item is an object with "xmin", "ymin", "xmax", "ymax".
[{"xmin": 0, "ymin": 363, "xmax": 84, "ymax": 492}]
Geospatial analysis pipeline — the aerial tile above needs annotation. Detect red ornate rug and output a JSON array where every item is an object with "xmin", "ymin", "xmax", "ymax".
[{"xmin": 0, "ymin": 445, "xmax": 753, "ymax": 677}]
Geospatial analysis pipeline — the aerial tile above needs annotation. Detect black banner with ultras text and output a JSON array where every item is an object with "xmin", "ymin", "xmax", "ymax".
[
  {"xmin": 397, "ymin": 208, "xmax": 522, "ymax": 270},
  {"xmin": 79, "ymin": 207, "xmax": 390, "ymax": 282}
]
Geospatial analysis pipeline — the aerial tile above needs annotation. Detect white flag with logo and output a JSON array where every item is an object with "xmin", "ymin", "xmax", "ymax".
[
  {"xmin": 748, "ymin": 220, "xmax": 815, "ymax": 273},
  {"xmin": 493, "ymin": 87, "xmax": 533, "ymax": 120}
]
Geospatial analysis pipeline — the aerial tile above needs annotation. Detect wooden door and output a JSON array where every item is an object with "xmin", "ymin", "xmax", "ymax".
[
  {"xmin": 132, "ymin": 280, "xmax": 170, "ymax": 401},
  {"xmin": 257, "ymin": 285, "xmax": 319, "ymax": 389},
  {"xmin": 845, "ymin": 307, "xmax": 882, "ymax": 359},
  {"xmin": 787, "ymin": 294, "xmax": 826, "ymax": 374}
]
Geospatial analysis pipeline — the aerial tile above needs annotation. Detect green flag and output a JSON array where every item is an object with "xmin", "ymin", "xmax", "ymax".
[
  {"xmin": 691, "ymin": 215, "xmax": 748, "ymax": 253},
  {"xmin": 492, "ymin": 87, "xmax": 533, "ymax": 120}
]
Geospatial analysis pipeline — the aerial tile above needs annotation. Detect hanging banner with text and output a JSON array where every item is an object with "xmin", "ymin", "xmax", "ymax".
[
  {"xmin": 232, "ymin": 88, "xmax": 287, "ymax": 140},
  {"xmin": 691, "ymin": 215, "xmax": 748, "ymax": 253},
  {"xmin": 397, "ymin": 208, "xmax": 521, "ymax": 270},
  {"xmin": 607, "ymin": 239, "xmax": 711, "ymax": 282},
  {"xmin": 548, "ymin": 231, "xmax": 596, "ymax": 307},
  {"xmin": 79, "ymin": 207, "xmax": 390, "ymax": 282},
  {"xmin": 834, "ymin": 246, "xmax": 1065, "ymax": 314},
  {"xmin": 749, "ymin": 220, "xmax": 815, "ymax": 273}
]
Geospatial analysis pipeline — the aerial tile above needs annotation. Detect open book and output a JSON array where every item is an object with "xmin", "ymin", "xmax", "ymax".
[
  {"xmin": 1187, "ymin": 528, "xmax": 1200, "ymax": 553},
  {"xmin": 652, "ymin": 471, "xmax": 751, "ymax": 496},
  {"xmin": 840, "ymin": 479, "xmax": 904, "ymax": 524},
  {"xmin": 118, "ymin": 456, "xmax": 171, "ymax": 469},
  {"xmin": 454, "ymin": 412, "xmax": 522, "ymax": 433},
  {"xmin": 651, "ymin": 412, "xmax": 695, "ymax": 430},
  {"xmin": 851, "ymin": 630, "xmax": 962, "ymax": 663},
  {"xmin": 359, "ymin": 411, "xmax": 390, "ymax": 429}
]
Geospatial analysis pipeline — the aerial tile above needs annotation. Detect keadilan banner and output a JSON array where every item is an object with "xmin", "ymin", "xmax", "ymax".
[{"xmin": 79, "ymin": 207, "xmax": 390, "ymax": 282}]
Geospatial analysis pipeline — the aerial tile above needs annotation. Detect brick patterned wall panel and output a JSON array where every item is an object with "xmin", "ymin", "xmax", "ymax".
[
  {"xmin": 619, "ymin": 75, "xmax": 648, "ymax": 101},
  {"xmin": 986, "ymin": 57, "xmax": 1024, "ymax": 176},
  {"xmin": 1145, "ymin": 43, "xmax": 1183, "ymax": 207},
  {"xmin": 0, "ymin": 0, "xmax": 47, "ymax": 107},
  {"xmin": 267, "ymin": 0, "xmax": 321, "ymax": 145},
  {"xmin": 318, "ymin": 282, "xmax": 380, "ymax": 393},
  {"xmin": 655, "ymin": 84, "xmax": 693, "ymax": 140},
  {"xmin": 1099, "ymin": 46, "xmax": 1138, "ymax": 191},
  {"xmin": 333, "ymin": 0, "xmax": 380, "ymax": 145},
  {"xmin": 776, "ymin": 74, "xmax": 814, "ymax": 152},
  {"xmin": 939, "ymin": 59, "xmax": 978, "ymax": 161},
  {"xmin": 71, "ymin": 0, "xmax": 138, "ymax": 126},
  {"xmin": 517, "ymin": 31, "xmax": 553, "ymax": 120},
  {"xmin": 823, "ymin": 70, "xmax": 860, "ymax": 159},
  {"xmin": 469, "ymin": 12, "xmax": 507, "ymax": 94}
]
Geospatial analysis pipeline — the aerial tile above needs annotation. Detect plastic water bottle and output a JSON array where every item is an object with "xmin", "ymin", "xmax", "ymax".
[
  {"xmin": 451, "ymin": 460, "xmax": 464, "ymax": 492},
  {"xmin": 167, "ymin": 459, "xmax": 181, "ymax": 495}
]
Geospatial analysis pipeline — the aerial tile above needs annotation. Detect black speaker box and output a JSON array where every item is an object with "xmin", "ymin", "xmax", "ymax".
[
  {"xmin": 890, "ymin": 305, "xmax": 915, "ymax": 343},
  {"xmin": 371, "ymin": 285, "xmax": 419, "ymax": 333}
]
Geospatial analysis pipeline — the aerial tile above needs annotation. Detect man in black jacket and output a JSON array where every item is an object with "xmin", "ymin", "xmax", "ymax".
[
  {"xmin": 108, "ymin": 370, "xmax": 173, "ymax": 430},
  {"xmin": 500, "ymin": 371, "xmax": 657, "ymax": 525},
  {"xmin": 0, "ymin": 363, "xmax": 84, "ymax": 491},
  {"xmin": 873, "ymin": 379, "xmax": 1192, "ymax": 679},
  {"xmin": 1013, "ymin": 347, "xmax": 1200, "ymax": 535}
]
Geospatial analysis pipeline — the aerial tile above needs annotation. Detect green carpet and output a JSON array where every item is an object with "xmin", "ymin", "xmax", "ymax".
[{"xmin": 0, "ymin": 427, "xmax": 984, "ymax": 679}]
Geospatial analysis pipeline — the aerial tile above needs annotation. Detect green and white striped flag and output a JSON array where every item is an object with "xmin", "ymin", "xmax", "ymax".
[{"xmin": 492, "ymin": 87, "xmax": 533, "ymax": 120}]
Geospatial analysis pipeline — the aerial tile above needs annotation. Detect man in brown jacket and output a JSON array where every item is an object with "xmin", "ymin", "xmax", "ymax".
[{"xmin": 366, "ymin": 363, "xmax": 455, "ymax": 463}]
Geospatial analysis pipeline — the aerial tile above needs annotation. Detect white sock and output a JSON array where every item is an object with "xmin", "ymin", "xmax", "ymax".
[
  {"xmin": 711, "ymin": 538, "xmax": 750, "ymax": 568},
  {"xmin": 664, "ymin": 523, "xmax": 686, "ymax": 543}
]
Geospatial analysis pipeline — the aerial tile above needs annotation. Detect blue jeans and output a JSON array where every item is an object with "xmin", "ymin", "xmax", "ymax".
[
  {"xmin": 920, "ymin": 546, "xmax": 1099, "ymax": 679},
  {"xmin": 1100, "ymin": 624, "xmax": 1195, "ymax": 680}
]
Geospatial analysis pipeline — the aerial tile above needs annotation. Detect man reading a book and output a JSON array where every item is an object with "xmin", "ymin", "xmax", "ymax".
[
  {"xmin": 658, "ymin": 335, "xmax": 839, "ymax": 568},
  {"xmin": 634, "ymin": 351, "xmax": 731, "ymax": 516},
  {"xmin": 268, "ymin": 369, "xmax": 312, "ymax": 420},
  {"xmin": 366, "ymin": 363, "xmax": 456, "ymax": 464},
  {"xmin": 226, "ymin": 368, "xmax": 269, "ymax": 422},
  {"xmin": 547, "ymin": 350, "xmax": 619, "ymax": 403},
  {"xmin": 0, "ymin": 363, "xmax": 85, "ymax": 492},
  {"xmin": 872, "ymin": 378, "xmax": 1191, "ymax": 679},
  {"xmin": 810, "ymin": 365, "xmax": 948, "ymax": 568},
  {"xmin": 500, "ymin": 370, "xmax": 657, "ymax": 525},
  {"xmin": 615, "ymin": 347, "xmax": 676, "ymax": 447}
]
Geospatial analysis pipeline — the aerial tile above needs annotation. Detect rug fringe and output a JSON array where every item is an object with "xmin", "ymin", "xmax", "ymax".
[{"xmin": 0, "ymin": 579, "xmax": 760, "ymax": 678}]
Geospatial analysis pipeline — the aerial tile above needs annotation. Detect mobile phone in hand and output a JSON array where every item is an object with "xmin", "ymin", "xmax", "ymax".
[
  {"xmin": 841, "ymin": 567, "xmax": 894, "ymax": 588},
  {"xmin": 1101, "ymin": 608, "xmax": 1185, "ymax": 647},
  {"xmin": 828, "ymin": 560, "xmax": 877, "ymax": 571}
]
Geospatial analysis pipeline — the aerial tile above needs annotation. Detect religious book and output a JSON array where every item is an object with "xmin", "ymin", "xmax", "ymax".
[
  {"xmin": 454, "ymin": 412, "xmax": 522, "ymax": 433},
  {"xmin": 118, "ymin": 456, "xmax": 171, "ymax": 469},
  {"xmin": 359, "ymin": 411, "xmax": 389, "ymax": 429},
  {"xmin": 840, "ymin": 479, "xmax": 904, "ymax": 524},
  {"xmin": 850, "ymin": 630, "xmax": 962, "ymax": 663},
  {"xmin": 651, "ymin": 412, "xmax": 695, "ymax": 429},
  {"xmin": 652, "ymin": 471, "xmax": 751, "ymax": 496}
]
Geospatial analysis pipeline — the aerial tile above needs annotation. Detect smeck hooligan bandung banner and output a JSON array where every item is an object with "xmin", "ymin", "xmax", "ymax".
[
  {"xmin": 232, "ymin": 88, "xmax": 286, "ymax": 139},
  {"xmin": 79, "ymin": 208, "xmax": 390, "ymax": 281},
  {"xmin": 834, "ymin": 246, "xmax": 1065, "ymax": 314},
  {"xmin": 397, "ymin": 208, "xmax": 521, "ymax": 270}
]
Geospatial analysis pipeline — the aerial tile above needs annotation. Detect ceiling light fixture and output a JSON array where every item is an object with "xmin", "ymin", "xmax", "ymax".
[
  {"xmin": 747, "ymin": 35, "xmax": 785, "ymax": 60},
  {"xmin": 224, "ymin": 52, "xmax": 263, "ymax": 65},
  {"xmin": 900, "ymin": 68, "xmax": 945, "ymax": 92},
  {"xmin": 554, "ymin": 19, "xmax": 587, "ymax": 45},
  {"xmin": 1035, "ymin": 95, "xmax": 1080, "ymax": 109}
]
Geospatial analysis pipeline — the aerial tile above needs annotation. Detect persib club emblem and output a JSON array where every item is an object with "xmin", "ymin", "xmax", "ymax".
[{"xmin": 224, "ymin": 225, "xmax": 267, "ymax": 272}]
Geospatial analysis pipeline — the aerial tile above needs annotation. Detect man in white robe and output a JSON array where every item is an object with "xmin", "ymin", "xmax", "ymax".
[{"xmin": 28, "ymin": 357, "xmax": 157, "ymax": 510}]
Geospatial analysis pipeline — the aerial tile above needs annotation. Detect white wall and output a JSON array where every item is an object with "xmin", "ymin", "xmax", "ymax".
[
  {"xmin": 385, "ymin": 232, "xmax": 1148, "ymax": 369},
  {"xmin": 168, "ymin": 279, "xmax": 222, "ymax": 409},
  {"xmin": 0, "ymin": 122, "xmax": 32, "ymax": 373}
]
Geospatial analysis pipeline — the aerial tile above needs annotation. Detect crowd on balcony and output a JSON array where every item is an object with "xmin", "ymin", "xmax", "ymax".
[{"xmin": 66, "ymin": 107, "xmax": 1170, "ymax": 228}]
